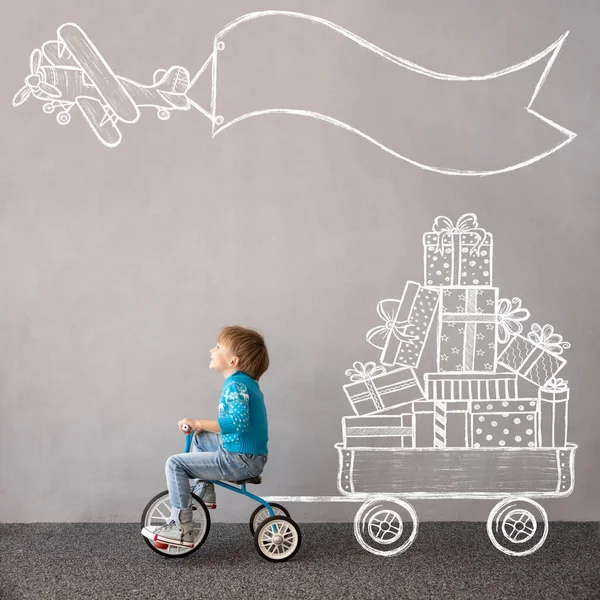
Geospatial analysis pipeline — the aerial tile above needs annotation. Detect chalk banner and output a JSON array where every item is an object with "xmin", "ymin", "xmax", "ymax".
[
  {"xmin": 12, "ymin": 11, "xmax": 576, "ymax": 175},
  {"xmin": 210, "ymin": 12, "xmax": 575, "ymax": 176}
]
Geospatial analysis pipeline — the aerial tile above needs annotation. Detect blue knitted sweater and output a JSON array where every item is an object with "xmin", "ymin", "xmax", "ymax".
[{"xmin": 217, "ymin": 371, "xmax": 269, "ymax": 455}]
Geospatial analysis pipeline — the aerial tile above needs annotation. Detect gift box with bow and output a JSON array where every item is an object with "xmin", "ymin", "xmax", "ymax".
[
  {"xmin": 423, "ymin": 213, "xmax": 493, "ymax": 287},
  {"xmin": 497, "ymin": 323, "xmax": 570, "ymax": 387},
  {"xmin": 366, "ymin": 281, "xmax": 440, "ymax": 368},
  {"xmin": 438, "ymin": 287, "xmax": 498, "ymax": 372},
  {"xmin": 342, "ymin": 361, "xmax": 425, "ymax": 416},
  {"xmin": 538, "ymin": 377, "xmax": 569, "ymax": 447},
  {"xmin": 438, "ymin": 290, "xmax": 530, "ymax": 373}
]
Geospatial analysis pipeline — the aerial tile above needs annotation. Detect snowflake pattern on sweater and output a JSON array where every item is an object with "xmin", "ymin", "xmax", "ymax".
[
  {"xmin": 219, "ymin": 382, "xmax": 250, "ymax": 444},
  {"xmin": 217, "ymin": 372, "xmax": 269, "ymax": 454}
]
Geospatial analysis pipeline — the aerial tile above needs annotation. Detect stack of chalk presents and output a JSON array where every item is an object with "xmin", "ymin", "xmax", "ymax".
[{"xmin": 336, "ymin": 213, "xmax": 573, "ymax": 496}]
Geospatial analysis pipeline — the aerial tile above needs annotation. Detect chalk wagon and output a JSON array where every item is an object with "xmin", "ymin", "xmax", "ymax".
[{"xmin": 334, "ymin": 439, "xmax": 577, "ymax": 557}]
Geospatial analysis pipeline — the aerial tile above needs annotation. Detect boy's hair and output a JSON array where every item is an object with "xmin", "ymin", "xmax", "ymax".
[{"xmin": 218, "ymin": 326, "xmax": 270, "ymax": 381}]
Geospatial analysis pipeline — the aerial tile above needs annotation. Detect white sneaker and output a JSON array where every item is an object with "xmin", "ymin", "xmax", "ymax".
[{"xmin": 151, "ymin": 519, "xmax": 195, "ymax": 548}]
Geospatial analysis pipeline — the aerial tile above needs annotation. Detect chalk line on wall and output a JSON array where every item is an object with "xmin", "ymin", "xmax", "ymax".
[
  {"xmin": 262, "ymin": 213, "xmax": 575, "ymax": 558},
  {"xmin": 12, "ymin": 12, "xmax": 575, "ymax": 175}
]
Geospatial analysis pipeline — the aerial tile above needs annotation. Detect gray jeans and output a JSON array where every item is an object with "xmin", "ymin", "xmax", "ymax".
[{"xmin": 165, "ymin": 431, "xmax": 267, "ymax": 522}]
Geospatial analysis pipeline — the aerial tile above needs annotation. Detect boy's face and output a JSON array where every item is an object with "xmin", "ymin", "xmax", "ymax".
[{"xmin": 209, "ymin": 340, "xmax": 238, "ymax": 373}]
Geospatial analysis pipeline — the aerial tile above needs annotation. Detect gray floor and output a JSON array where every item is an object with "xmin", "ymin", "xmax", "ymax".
[{"xmin": 0, "ymin": 522, "xmax": 598, "ymax": 599}]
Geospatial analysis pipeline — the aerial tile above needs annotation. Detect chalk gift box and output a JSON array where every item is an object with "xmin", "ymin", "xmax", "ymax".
[
  {"xmin": 423, "ymin": 213, "xmax": 493, "ymax": 287},
  {"xmin": 342, "ymin": 414, "xmax": 413, "ymax": 448},
  {"xmin": 424, "ymin": 372, "xmax": 520, "ymax": 448},
  {"xmin": 470, "ymin": 399, "xmax": 539, "ymax": 448},
  {"xmin": 365, "ymin": 281, "xmax": 440, "ymax": 368},
  {"xmin": 343, "ymin": 362, "xmax": 425, "ymax": 416},
  {"xmin": 538, "ymin": 377, "xmax": 569, "ymax": 447},
  {"xmin": 409, "ymin": 400, "xmax": 470, "ymax": 448},
  {"xmin": 497, "ymin": 323, "xmax": 570, "ymax": 387},
  {"xmin": 424, "ymin": 372, "xmax": 519, "ymax": 401},
  {"xmin": 437, "ymin": 286, "xmax": 498, "ymax": 372},
  {"xmin": 412, "ymin": 400, "xmax": 435, "ymax": 447}
]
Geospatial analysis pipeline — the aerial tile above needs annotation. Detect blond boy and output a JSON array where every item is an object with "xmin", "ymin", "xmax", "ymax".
[{"xmin": 152, "ymin": 326, "xmax": 269, "ymax": 548}]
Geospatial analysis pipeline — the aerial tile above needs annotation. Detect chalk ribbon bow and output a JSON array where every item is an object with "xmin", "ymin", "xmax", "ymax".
[
  {"xmin": 432, "ymin": 213, "xmax": 488, "ymax": 256},
  {"xmin": 366, "ymin": 299, "xmax": 419, "ymax": 350},
  {"xmin": 496, "ymin": 297, "xmax": 530, "ymax": 344},
  {"xmin": 345, "ymin": 361, "xmax": 387, "ymax": 382},
  {"xmin": 527, "ymin": 323, "xmax": 570, "ymax": 355},
  {"xmin": 541, "ymin": 376, "xmax": 569, "ymax": 393}
]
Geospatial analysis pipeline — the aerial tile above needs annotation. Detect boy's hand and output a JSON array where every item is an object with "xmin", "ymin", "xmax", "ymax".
[{"xmin": 178, "ymin": 418, "xmax": 197, "ymax": 434}]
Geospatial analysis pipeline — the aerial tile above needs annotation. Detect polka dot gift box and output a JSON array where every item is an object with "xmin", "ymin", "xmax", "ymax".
[
  {"xmin": 423, "ymin": 213, "xmax": 493, "ymax": 287},
  {"xmin": 366, "ymin": 281, "xmax": 440, "ymax": 368},
  {"xmin": 470, "ymin": 399, "xmax": 539, "ymax": 448}
]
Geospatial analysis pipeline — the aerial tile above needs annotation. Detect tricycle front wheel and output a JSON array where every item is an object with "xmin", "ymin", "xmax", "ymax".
[{"xmin": 140, "ymin": 490, "xmax": 210, "ymax": 558}]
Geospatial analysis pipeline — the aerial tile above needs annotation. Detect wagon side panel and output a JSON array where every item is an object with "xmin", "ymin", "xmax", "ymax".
[{"xmin": 336, "ymin": 445, "xmax": 575, "ymax": 496}]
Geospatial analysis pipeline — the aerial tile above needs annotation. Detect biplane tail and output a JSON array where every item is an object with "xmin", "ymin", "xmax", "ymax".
[
  {"xmin": 152, "ymin": 66, "xmax": 190, "ymax": 109},
  {"xmin": 155, "ymin": 66, "xmax": 190, "ymax": 93}
]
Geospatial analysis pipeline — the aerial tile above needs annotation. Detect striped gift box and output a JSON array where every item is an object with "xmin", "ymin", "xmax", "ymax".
[
  {"xmin": 412, "ymin": 400, "xmax": 469, "ymax": 448},
  {"xmin": 342, "ymin": 414, "xmax": 413, "ymax": 448},
  {"xmin": 343, "ymin": 362, "xmax": 425, "ymax": 416},
  {"xmin": 424, "ymin": 372, "xmax": 519, "ymax": 401},
  {"xmin": 424, "ymin": 374, "xmax": 522, "ymax": 448},
  {"xmin": 497, "ymin": 323, "xmax": 569, "ymax": 387}
]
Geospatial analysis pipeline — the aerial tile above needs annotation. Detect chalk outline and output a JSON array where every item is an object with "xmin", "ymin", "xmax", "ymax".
[
  {"xmin": 265, "ymin": 212, "xmax": 575, "ymax": 557},
  {"xmin": 211, "ymin": 11, "xmax": 576, "ymax": 176},
  {"xmin": 13, "ymin": 12, "xmax": 576, "ymax": 173}
]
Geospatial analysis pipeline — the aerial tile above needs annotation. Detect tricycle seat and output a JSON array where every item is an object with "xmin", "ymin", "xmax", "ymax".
[{"xmin": 233, "ymin": 475, "xmax": 262, "ymax": 485}]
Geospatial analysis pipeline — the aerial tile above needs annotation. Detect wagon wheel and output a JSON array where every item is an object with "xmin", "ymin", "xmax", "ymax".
[
  {"xmin": 487, "ymin": 497, "xmax": 548, "ymax": 556},
  {"xmin": 354, "ymin": 497, "xmax": 418, "ymax": 556}
]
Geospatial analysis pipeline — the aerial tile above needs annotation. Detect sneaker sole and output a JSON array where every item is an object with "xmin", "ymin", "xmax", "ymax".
[
  {"xmin": 153, "ymin": 533, "xmax": 195, "ymax": 548},
  {"xmin": 142, "ymin": 526, "xmax": 195, "ymax": 549}
]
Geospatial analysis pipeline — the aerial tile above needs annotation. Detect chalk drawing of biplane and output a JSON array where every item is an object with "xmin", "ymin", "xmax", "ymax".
[{"xmin": 12, "ymin": 23, "xmax": 192, "ymax": 147}]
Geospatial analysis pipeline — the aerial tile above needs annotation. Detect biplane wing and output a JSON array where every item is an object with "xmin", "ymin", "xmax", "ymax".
[
  {"xmin": 76, "ymin": 96, "xmax": 122, "ymax": 147},
  {"xmin": 41, "ymin": 40, "xmax": 79, "ymax": 67},
  {"xmin": 58, "ymin": 23, "xmax": 140, "ymax": 123}
]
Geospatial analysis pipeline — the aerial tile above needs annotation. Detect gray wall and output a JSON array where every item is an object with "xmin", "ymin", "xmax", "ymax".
[{"xmin": 1, "ymin": 0, "xmax": 599, "ymax": 523}]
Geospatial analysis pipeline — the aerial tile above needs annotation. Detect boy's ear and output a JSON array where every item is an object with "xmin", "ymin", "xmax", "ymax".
[{"xmin": 231, "ymin": 356, "xmax": 239, "ymax": 367}]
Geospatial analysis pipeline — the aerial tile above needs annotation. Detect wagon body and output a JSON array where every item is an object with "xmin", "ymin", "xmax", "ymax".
[{"xmin": 335, "ymin": 442, "xmax": 576, "ymax": 499}]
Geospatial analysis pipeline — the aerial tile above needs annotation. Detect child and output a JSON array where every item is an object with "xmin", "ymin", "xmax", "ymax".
[{"xmin": 150, "ymin": 325, "xmax": 269, "ymax": 548}]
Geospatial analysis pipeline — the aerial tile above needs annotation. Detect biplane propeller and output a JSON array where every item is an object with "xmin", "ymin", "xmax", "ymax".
[{"xmin": 12, "ymin": 48, "xmax": 62, "ymax": 106}]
